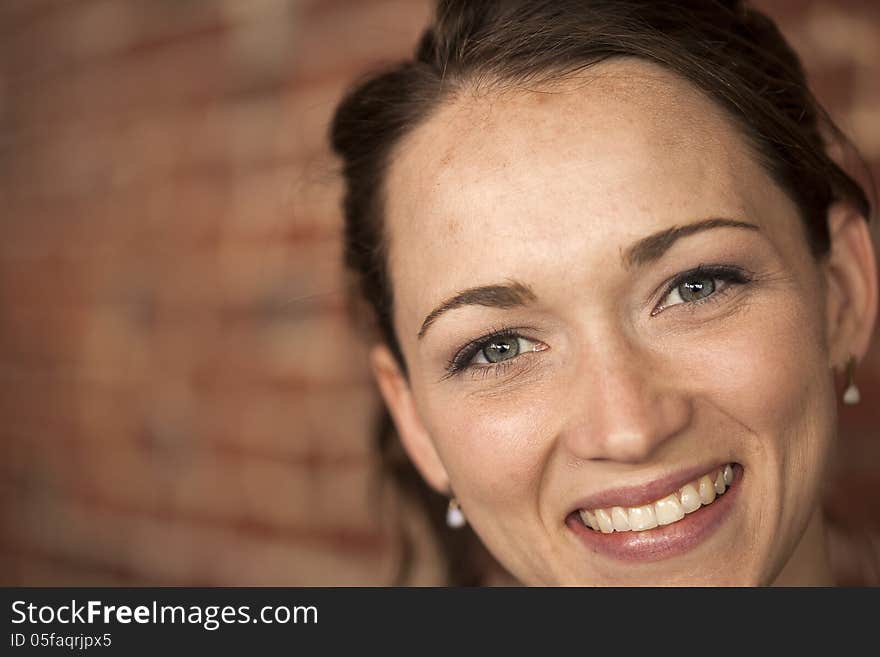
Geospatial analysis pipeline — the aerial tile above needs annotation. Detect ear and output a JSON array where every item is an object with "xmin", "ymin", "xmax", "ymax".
[
  {"xmin": 370, "ymin": 344, "xmax": 451, "ymax": 494},
  {"xmin": 822, "ymin": 202, "xmax": 878, "ymax": 368}
]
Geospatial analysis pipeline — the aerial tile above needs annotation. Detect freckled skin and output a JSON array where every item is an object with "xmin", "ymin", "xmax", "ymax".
[{"xmin": 375, "ymin": 59, "xmax": 873, "ymax": 585}]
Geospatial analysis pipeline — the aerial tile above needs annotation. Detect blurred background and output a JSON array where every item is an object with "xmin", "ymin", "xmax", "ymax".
[{"xmin": 0, "ymin": 0, "xmax": 878, "ymax": 586}]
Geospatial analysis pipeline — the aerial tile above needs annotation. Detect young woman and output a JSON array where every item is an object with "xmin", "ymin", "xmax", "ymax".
[{"xmin": 330, "ymin": 0, "xmax": 877, "ymax": 585}]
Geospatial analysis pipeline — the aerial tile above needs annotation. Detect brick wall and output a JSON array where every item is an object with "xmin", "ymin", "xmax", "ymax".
[{"xmin": 1, "ymin": 0, "xmax": 877, "ymax": 586}]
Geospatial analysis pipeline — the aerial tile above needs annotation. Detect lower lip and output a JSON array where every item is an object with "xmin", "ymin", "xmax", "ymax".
[{"xmin": 566, "ymin": 464, "xmax": 743, "ymax": 562}]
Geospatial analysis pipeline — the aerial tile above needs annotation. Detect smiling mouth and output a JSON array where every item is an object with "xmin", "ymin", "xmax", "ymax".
[{"xmin": 576, "ymin": 464, "xmax": 735, "ymax": 533}]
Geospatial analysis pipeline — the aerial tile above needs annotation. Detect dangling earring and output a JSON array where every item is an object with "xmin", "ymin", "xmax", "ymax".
[
  {"xmin": 446, "ymin": 497, "xmax": 466, "ymax": 529},
  {"xmin": 843, "ymin": 355, "xmax": 860, "ymax": 405}
]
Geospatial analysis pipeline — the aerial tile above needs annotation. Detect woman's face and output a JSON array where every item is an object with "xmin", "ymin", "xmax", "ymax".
[{"xmin": 376, "ymin": 59, "xmax": 850, "ymax": 585}]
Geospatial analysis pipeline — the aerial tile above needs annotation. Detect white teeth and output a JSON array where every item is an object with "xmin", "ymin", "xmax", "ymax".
[
  {"xmin": 578, "ymin": 464, "xmax": 737, "ymax": 533},
  {"xmin": 654, "ymin": 494, "xmax": 685, "ymax": 526},
  {"xmin": 714, "ymin": 471, "xmax": 726, "ymax": 495},
  {"xmin": 595, "ymin": 508, "xmax": 614, "ymax": 533},
  {"xmin": 698, "ymin": 475, "xmax": 716, "ymax": 505},
  {"xmin": 627, "ymin": 505, "xmax": 658, "ymax": 531},
  {"xmin": 611, "ymin": 506, "xmax": 631, "ymax": 532},
  {"xmin": 679, "ymin": 483, "xmax": 702, "ymax": 513},
  {"xmin": 579, "ymin": 509, "xmax": 597, "ymax": 529}
]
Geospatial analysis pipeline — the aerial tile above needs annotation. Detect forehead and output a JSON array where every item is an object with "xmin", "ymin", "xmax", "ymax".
[{"xmin": 383, "ymin": 58, "xmax": 784, "ymax": 334}]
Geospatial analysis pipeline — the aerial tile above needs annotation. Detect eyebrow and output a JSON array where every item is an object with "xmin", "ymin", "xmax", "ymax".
[
  {"xmin": 417, "ymin": 280, "xmax": 536, "ymax": 339},
  {"xmin": 417, "ymin": 217, "xmax": 760, "ymax": 340},
  {"xmin": 622, "ymin": 217, "xmax": 759, "ymax": 268}
]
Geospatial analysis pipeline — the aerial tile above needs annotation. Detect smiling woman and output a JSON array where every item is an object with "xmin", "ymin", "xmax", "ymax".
[{"xmin": 329, "ymin": 0, "xmax": 878, "ymax": 585}]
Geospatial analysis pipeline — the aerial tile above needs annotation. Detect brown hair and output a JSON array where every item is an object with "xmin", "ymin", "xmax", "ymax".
[{"xmin": 329, "ymin": 0, "xmax": 872, "ymax": 585}]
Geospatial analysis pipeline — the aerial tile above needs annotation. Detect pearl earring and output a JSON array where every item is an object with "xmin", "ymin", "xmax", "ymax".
[
  {"xmin": 446, "ymin": 498, "xmax": 466, "ymax": 529},
  {"xmin": 843, "ymin": 356, "xmax": 860, "ymax": 405}
]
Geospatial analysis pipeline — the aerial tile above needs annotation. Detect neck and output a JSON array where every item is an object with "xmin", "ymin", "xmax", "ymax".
[{"xmin": 772, "ymin": 507, "xmax": 835, "ymax": 586}]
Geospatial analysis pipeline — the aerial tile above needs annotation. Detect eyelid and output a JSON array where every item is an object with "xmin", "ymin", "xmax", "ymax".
[
  {"xmin": 461, "ymin": 354, "xmax": 536, "ymax": 382},
  {"xmin": 470, "ymin": 335, "xmax": 541, "ymax": 364},
  {"xmin": 444, "ymin": 326, "xmax": 542, "ymax": 378},
  {"xmin": 651, "ymin": 264, "xmax": 753, "ymax": 316}
]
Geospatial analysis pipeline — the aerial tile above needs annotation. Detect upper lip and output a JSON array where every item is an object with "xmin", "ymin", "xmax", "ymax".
[{"xmin": 568, "ymin": 461, "xmax": 731, "ymax": 513}]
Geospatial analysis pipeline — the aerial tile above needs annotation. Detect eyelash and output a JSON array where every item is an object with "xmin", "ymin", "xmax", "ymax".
[
  {"xmin": 652, "ymin": 263, "xmax": 752, "ymax": 316},
  {"xmin": 444, "ymin": 264, "xmax": 753, "ymax": 378}
]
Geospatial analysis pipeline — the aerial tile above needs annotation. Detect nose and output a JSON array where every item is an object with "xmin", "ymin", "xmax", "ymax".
[{"xmin": 560, "ymin": 333, "xmax": 693, "ymax": 463}]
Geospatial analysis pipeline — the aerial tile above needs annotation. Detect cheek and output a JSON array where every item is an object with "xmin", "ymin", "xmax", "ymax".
[
  {"xmin": 422, "ymin": 391, "xmax": 552, "ymax": 511},
  {"xmin": 688, "ymin": 292, "xmax": 834, "ymax": 483}
]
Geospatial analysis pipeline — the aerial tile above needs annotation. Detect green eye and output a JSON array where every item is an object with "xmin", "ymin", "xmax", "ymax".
[
  {"xmin": 446, "ymin": 332, "xmax": 546, "ymax": 375},
  {"xmin": 480, "ymin": 337, "xmax": 520, "ymax": 363},
  {"xmin": 653, "ymin": 264, "xmax": 753, "ymax": 316},
  {"xmin": 676, "ymin": 277, "xmax": 716, "ymax": 303},
  {"xmin": 467, "ymin": 334, "xmax": 543, "ymax": 366}
]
